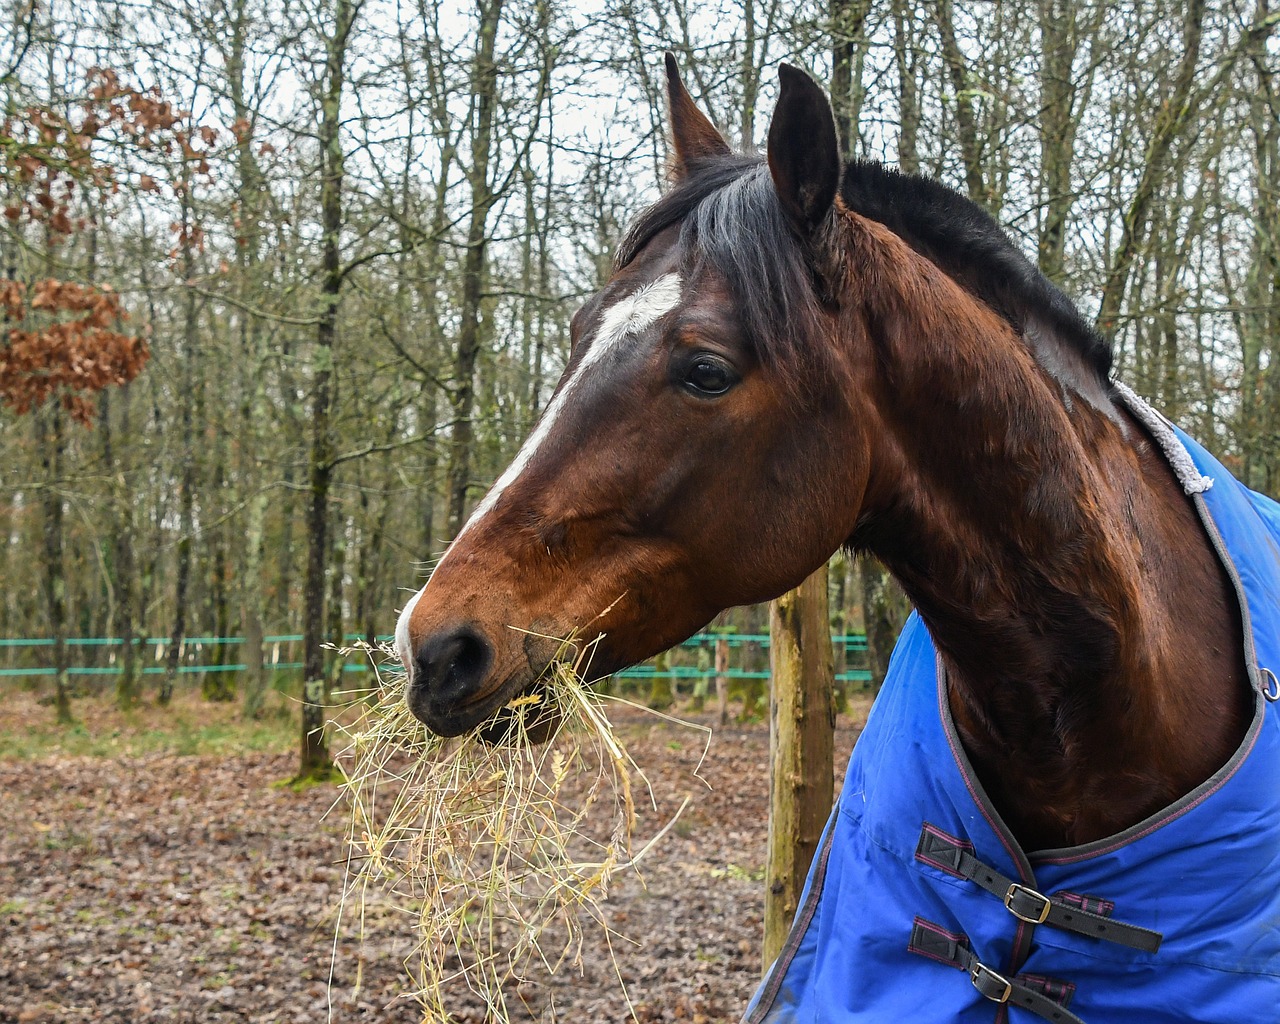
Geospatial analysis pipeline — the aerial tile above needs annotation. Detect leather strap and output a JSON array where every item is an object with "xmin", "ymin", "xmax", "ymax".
[
  {"xmin": 916, "ymin": 825, "xmax": 1163, "ymax": 953},
  {"xmin": 909, "ymin": 918, "xmax": 1087, "ymax": 1024}
]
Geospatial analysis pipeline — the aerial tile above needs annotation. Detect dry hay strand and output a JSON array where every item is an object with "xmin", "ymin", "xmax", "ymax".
[{"xmin": 333, "ymin": 637, "xmax": 701, "ymax": 1023}]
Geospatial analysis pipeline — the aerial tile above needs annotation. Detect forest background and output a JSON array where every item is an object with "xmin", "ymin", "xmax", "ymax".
[{"xmin": 2, "ymin": 0, "xmax": 1279, "ymax": 774}]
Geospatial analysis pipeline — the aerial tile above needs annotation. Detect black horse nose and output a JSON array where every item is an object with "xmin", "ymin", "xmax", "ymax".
[{"xmin": 410, "ymin": 624, "xmax": 494, "ymax": 713}]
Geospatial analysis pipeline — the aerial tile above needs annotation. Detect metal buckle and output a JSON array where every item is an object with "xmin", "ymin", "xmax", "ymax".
[
  {"xmin": 1004, "ymin": 882, "xmax": 1052, "ymax": 924},
  {"xmin": 970, "ymin": 961, "xmax": 1013, "ymax": 1004},
  {"xmin": 1261, "ymin": 668, "xmax": 1280, "ymax": 703}
]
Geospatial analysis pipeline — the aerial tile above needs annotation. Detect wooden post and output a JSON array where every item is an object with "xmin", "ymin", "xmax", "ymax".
[{"xmin": 763, "ymin": 565, "xmax": 835, "ymax": 968}]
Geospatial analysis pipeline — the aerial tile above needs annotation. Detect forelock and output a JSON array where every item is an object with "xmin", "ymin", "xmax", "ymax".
[{"xmin": 615, "ymin": 156, "xmax": 830, "ymax": 392}]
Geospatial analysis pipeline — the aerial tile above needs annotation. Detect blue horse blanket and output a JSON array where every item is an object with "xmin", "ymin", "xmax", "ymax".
[{"xmin": 744, "ymin": 399, "xmax": 1280, "ymax": 1023}]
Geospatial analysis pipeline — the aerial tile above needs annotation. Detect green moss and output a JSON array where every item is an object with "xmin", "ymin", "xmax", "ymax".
[{"xmin": 279, "ymin": 761, "xmax": 339, "ymax": 790}]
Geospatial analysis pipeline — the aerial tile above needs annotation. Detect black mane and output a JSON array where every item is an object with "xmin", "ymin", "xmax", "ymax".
[
  {"xmin": 840, "ymin": 160, "xmax": 1113, "ymax": 379},
  {"xmin": 615, "ymin": 155, "xmax": 1113, "ymax": 384}
]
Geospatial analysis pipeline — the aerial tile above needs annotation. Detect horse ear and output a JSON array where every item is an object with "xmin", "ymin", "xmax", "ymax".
[
  {"xmin": 664, "ymin": 52, "xmax": 730, "ymax": 179},
  {"xmin": 767, "ymin": 64, "xmax": 840, "ymax": 231}
]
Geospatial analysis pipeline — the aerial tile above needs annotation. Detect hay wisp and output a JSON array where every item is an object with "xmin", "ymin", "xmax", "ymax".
[{"xmin": 334, "ymin": 640, "xmax": 699, "ymax": 1022}]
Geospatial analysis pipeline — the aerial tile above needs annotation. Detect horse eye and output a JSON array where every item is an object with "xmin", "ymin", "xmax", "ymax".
[{"xmin": 683, "ymin": 357, "xmax": 736, "ymax": 396}]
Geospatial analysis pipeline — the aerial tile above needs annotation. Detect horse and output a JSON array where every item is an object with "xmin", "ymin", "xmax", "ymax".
[{"xmin": 396, "ymin": 57, "xmax": 1280, "ymax": 1022}]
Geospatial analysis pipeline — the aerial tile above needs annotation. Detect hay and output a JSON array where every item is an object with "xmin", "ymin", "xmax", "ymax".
[{"xmin": 333, "ymin": 639, "xmax": 699, "ymax": 1022}]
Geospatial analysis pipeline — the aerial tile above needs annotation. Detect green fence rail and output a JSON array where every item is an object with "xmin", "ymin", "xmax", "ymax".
[
  {"xmin": 0, "ymin": 632, "xmax": 872, "ymax": 684},
  {"xmin": 0, "ymin": 634, "xmax": 383, "ymax": 647}
]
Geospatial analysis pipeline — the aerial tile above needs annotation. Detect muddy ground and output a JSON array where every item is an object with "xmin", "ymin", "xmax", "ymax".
[{"xmin": 0, "ymin": 693, "xmax": 863, "ymax": 1023}]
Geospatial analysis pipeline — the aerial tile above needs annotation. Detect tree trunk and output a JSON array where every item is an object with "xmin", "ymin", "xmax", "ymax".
[
  {"xmin": 325, "ymin": 505, "xmax": 347, "ymax": 697},
  {"xmin": 740, "ymin": 0, "xmax": 758, "ymax": 146},
  {"xmin": 412, "ymin": 97, "xmax": 455, "ymax": 561},
  {"xmin": 830, "ymin": 0, "xmax": 871, "ymax": 158},
  {"xmin": 1096, "ymin": 0, "xmax": 1207, "ymax": 336},
  {"xmin": 103, "ymin": 385, "xmax": 141, "ymax": 709},
  {"xmin": 858, "ymin": 554, "xmax": 909, "ymax": 690},
  {"xmin": 277, "ymin": 409, "xmax": 296, "ymax": 633},
  {"xmin": 226, "ymin": 0, "xmax": 270, "ymax": 720},
  {"xmin": 241, "ymin": 561, "xmax": 267, "ymax": 717},
  {"xmin": 1037, "ymin": 0, "xmax": 1084, "ymax": 280},
  {"xmin": 203, "ymin": 493, "xmax": 235, "ymax": 702},
  {"xmin": 90, "ymin": 205, "xmax": 140, "ymax": 711},
  {"xmin": 355, "ymin": 464, "xmax": 394, "ymax": 645},
  {"xmin": 37, "ymin": 404, "xmax": 72, "ymax": 725},
  {"xmin": 891, "ymin": 0, "xmax": 921, "ymax": 175},
  {"xmin": 1241, "ymin": 29, "xmax": 1280, "ymax": 489},
  {"xmin": 763, "ymin": 566, "xmax": 835, "ymax": 968},
  {"xmin": 933, "ymin": 0, "xmax": 987, "ymax": 204},
  {"xmin": 301, "ymin": 373, "xmax": 334, "ymax": 779},
  {"xmin": 445, "ymin": 0, "xmax": 505, "ymax": 536},
  {"xmin": 715, "ymin": 636, "xmax": 730, "ymax": 728},
  {"xmin": 162, "ymin": 194, "xmax": 200, "ymax": 706},
  {"xmin": 648, "ymin": 649, "xmax": 674, "ymax": 711},
  {"xmin": 299, "ymin": 0, "xmax": 359, "ymax": 782}
]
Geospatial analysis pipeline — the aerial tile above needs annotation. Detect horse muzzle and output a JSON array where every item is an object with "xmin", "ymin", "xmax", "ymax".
[
  {"xmin": 405, "ymin": 622, "xmax": 496, "ymax": 735},
  {"xmin": 402, "ymin": 614, "xmax": 570, "ymax": 740}
]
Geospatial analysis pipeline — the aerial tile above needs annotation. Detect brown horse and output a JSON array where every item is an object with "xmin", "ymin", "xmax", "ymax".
[{"xmin": 396, "ymin": 56, "xmax": 1251, "ymax": 855}]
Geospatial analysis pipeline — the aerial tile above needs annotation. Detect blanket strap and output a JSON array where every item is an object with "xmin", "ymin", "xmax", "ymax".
[
  {"xmin": 916, "ymin": 825, "xmax": 1163, "ymax": 953},
  {"xmin": 909, "ymin": 917, "xmax": 1086, "ymax": 1024}
]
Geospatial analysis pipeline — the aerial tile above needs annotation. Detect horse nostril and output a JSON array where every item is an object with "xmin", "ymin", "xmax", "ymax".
[{"xmin": 412, "ymin": 624, "xmax": 495, "ymax": 709}]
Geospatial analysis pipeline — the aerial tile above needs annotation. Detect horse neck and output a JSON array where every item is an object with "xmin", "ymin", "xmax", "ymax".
[{"xmin": 841, "ymin": 214, "xmax": 1248, "ymax": 849}]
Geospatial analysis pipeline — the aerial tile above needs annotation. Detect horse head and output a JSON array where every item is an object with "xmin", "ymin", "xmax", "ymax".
[{"xmin": 397, "ymin": 57, "xmax": 875, "ymax": 737}]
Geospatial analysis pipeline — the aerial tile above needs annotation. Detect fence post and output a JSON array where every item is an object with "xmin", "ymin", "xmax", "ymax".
[{"xmin": 763, "ymin": 565, "xmax": 835, "ymax": 970}]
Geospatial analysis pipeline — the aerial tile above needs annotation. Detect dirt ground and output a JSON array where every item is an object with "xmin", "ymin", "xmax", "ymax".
[{"xmin": 0, "ymin": 692, "xmax": 864, "ymax": 1024}]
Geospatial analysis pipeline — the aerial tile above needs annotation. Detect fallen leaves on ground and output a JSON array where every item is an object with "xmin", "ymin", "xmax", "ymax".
[{"xmin": 0, "ymin": 695, "xmax": 863, "ymax": 1024}]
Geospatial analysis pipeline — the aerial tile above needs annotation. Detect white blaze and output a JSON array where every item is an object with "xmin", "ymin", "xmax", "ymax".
[
  {"xmin": 397, "ymin": 272, "xmax": 683, "ymax": 673},
  {"xmin": 395, "ymin": 586, "xmax": 423, "ymax": 672}
]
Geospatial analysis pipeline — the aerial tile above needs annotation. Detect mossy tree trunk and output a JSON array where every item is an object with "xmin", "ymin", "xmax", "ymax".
[{"xmin": 647, "ymin": 649, "xmax": 674, "ymax": 711}]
